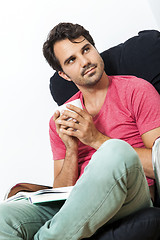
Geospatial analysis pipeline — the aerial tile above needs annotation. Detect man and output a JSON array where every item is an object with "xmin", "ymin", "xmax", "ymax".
[
  {"xmin": 46, "ymin": 23, "xmax": 159, "ymax": 191},
  {"xmin": 0, "ymin": 22, "xmax": 160, "ymax": 240}
]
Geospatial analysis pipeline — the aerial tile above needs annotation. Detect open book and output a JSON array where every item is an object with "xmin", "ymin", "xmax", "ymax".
[
  {"xmin": 152, "ymin": 137, "xmax": 160, "ymax": 197},
  {"xmin": 5, "ymin": 186, "xmax": 73, "ymax": 204}
]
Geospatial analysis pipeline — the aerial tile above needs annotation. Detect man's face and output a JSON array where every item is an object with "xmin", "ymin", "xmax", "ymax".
[{"xmin": 54, "ymin": 36, "xmax": 104, "ymax": 88}]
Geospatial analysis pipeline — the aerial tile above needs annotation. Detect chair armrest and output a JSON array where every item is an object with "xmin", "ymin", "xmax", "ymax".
[{"xmin": 4, "ymin": 182, "xmax": 52, "ymax": 200}]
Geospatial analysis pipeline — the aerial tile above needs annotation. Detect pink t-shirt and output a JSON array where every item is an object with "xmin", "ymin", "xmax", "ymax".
[{"xmin": 49, "ymin": 75, "xmax": 160, "ymax": 186}]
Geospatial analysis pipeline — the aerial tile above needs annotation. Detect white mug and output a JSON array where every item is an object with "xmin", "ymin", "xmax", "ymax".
[{"xmin": 54, "ymin": 99, "xmax": 83, "ymax": 115}]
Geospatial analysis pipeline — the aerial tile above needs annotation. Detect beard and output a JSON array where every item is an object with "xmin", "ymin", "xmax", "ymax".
[
  {"xmin": 83, "ymin": 69, "xmax": 104, "ymax": 87},
  {"xmin": 64, "ymin": 57, "xmax": 105, "ymax": 88},
  {"xmin": 80, "ymin": 59, "xmax": 104, "ymax": 87}
]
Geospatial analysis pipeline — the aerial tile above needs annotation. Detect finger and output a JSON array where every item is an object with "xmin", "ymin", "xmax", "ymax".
[
  {"xmin": 57, "ymin": 119, "xmax": 80, "ymax": 131},
  {"xmin": 60, "ymin": 114, "xmax": 72, "ymax": 121},
  {"xmin": 54, "ymin": 112, "xmax": 71, "ymax": 128},
  {"xmin": 60, "ymin": 125, "xmax": 74, "ymax": 131},
  {"xmin": 61, "ymin": 109, "xmax": 83, "ymax": 123},
  {"xmin": 60, "ymin": 127, "xmax": 79, "ymax": 137},
  {"xmin": 53, "ymin": 110, "xmax": 60, "ymax": 121},
  {"xmin": 66, "ymin": 104, "xmax": 88, "ymax": 118},
  {"xmin": 53, "ymin": 111, "xmax": 66, "ymax": 134},
  {"xmin": 66, "ymin": 127, "xmax": 75, "ymax": 131}
]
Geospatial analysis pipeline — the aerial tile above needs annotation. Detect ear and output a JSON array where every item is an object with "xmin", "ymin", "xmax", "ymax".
[{"xmin": 58, "ymin": 71, "xmax": 72, "ymax": 82}]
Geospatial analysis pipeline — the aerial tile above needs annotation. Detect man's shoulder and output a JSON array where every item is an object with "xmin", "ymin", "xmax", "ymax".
[
  {"xmin": 110, "ymin": 75, "xmax": 155, "ymax": 90},
  {"xmin": 108, "ymin": 75, "xmax": 159, "ymax": 103},
  {"xmin": 110, "ymin": 75, "xmax": 147, "ymax": 83}
]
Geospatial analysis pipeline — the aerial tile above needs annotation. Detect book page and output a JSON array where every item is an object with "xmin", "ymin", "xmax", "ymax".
[{"xmin": 5, "ymin": 186, "xmax": 74, "ymax": 204}]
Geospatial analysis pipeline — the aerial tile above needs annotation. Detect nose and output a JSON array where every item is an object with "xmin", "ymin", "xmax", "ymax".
[{"xmin": 79, "ymin": 55, "xmax": 91, "ymax": 68}]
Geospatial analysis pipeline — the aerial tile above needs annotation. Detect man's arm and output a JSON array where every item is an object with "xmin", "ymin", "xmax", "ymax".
[
  {"xmin": 135, "ymin": 127, "xmax": 160, "ymax": 179},
  {"xmin": 134, "ymin": 148, "xmax": 153, "ymax": 178},
  {"xmin": 53, "ymin": 148, "xmax": 78, "ymax": 188},
  {"xmin": 53, "ymin": 111, "xmax": 79, "ymax": 188},
  {"xmin": 57, "ymin": 105, "xmax": 160, "ymax": 180}
]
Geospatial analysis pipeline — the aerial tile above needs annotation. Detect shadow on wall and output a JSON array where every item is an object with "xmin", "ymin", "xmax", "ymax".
[{"xmin": 148, "ymin": 0, "xmax": 160, "ymax": 28}]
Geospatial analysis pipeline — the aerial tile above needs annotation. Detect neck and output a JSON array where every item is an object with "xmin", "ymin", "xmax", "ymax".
[{"xmin": 79, "ymin": 72, "xmax": 110, "ymax": 116}]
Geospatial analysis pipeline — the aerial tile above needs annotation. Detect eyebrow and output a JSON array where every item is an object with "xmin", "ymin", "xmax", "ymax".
[
  {"xmin": 81, "ymin": 43, "xmax": 90, "ymax": 52},
  {"xmin": 64, "ymin": 43, "xmax": 91, "ymax": 65},
  {"xmin": 64, "ymin": 56, "xmax": 74, "ymax": 65}
]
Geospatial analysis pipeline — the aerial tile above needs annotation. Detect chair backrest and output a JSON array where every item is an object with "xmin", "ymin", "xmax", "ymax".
[{"xmin": 50, "ymin": 29, "xmax": 160, "ymax": 106}]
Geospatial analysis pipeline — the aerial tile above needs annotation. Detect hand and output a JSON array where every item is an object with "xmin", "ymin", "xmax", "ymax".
[
  {"xmin": 53, "ymin": 110, "xmax": 78, "ymax": 150},
  {"xmin": 56, "ymin": 104, "xmax": 106, "ymax": 149}
]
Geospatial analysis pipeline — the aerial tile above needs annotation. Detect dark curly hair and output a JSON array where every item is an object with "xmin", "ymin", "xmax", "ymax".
[{"xmin": 43, "ymin": 22, "xmax": 95, "ymax": 71}]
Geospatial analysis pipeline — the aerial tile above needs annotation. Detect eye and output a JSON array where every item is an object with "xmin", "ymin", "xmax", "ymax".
[
  {"xmin": 83, "ymin": 47, "xmax": 90, "ymax": 54},
  {"xmin": 68, "ymin": 57, "xmax": 75, "ymax": 64}
]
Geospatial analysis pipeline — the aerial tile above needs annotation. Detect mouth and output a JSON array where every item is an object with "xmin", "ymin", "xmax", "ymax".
[{"xmin": 82, "ymin": 64, "xmax": 97, "ymax": 76}]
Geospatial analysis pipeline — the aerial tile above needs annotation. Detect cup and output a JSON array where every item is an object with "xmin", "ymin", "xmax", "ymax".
[{"xmin": 54, "ymin": 99, "xmax": 83, "ymax": 115}]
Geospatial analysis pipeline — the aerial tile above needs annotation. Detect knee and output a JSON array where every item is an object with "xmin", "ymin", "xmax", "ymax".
[
  {"xmin": 0, "ymin": 202, "xmax": 9, "ymax": 217},
  {"xmin": 0, "ymin": 202, "xmax": 26, "ymax": 238},
  {"xmin": 0, "ymin": 201, "xmax": 31, "ymax": 238},
  {"xmin": 0, "ymin": 203, "xmax": 14, "ymax": 232},
  {"xmin": 0, "ymin": 202, "xmax": 16, "ymax": 224},
  {"xmin": 93, "ymin": 139, "xmax": 141, "ymax": 169},
  {"xmin": 0, "ymin": 201, "xmax": 27, "ymax": 226}
]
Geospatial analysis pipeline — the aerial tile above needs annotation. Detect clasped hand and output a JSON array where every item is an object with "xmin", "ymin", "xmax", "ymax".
[{"xmin": 54, "ymin": 104, "xmax": 101, "ymax": 149}]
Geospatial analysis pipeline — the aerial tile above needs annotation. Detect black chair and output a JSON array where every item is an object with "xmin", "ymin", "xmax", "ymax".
[{"xmin": 87, "ymin": 207, "xmax": 160, "ymax": 240}]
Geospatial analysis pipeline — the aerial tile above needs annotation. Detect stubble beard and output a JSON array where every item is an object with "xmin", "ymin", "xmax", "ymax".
[
  {"xmin": 83, "ymin": 60, "xmax": 104, "ymax": 87},
  {"xmin": 64, "ymin": 59, "xmax": 104, "ymax": 88},
  {"xmin": 84, "ymin": 70, "xmax": 103, "ymax": 87}
]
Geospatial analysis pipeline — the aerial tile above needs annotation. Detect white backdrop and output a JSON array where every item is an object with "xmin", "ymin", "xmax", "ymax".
[{"xmin": 0, "ymin": 0, "xmax": 159, "ymax": 202}]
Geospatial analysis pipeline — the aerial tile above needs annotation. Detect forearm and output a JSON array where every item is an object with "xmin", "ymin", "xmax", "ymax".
[
  {"xmin": 92, "ymin": 131, "xmax": 155, "ymax": 179},
  {"xmin": 53, "ymin": 148, "xmax": 79, "ymax": 188},
  {"xmin": 88, "ymin": 131, "xmax": 154, "ymax": 179},
  {"xmin": 134, "ymin": 147, "xmax": 154, "ymax": 179},
  {"xmin": 92, "ymin": 134, "xmax": 155, "ymax": 179}
]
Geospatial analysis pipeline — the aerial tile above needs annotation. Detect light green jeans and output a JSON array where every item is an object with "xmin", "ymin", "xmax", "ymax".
[{"xmin": 0, "ymin": 139, "xmax": 152, "ymax": 240}]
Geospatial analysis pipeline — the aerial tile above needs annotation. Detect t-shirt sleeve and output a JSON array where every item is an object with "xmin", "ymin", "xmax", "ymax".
[
  {"xmin": 130, "ymin": 79, "xmax": 160, "ymax": 135},
  {"xmin": 49, "ymin": 117, "xmax": 66, "ymax": 160}
]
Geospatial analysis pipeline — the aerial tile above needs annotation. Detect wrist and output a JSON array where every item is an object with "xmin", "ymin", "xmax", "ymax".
[
  {"xmin": 65, "ymin": 143, "xmax": 78, "ymax": 153},
  {"xmin": 64, "ymin": 137, "xmax": 78, "ymax": 150},
  {"xmin": 91, "ymin": 133, "xmax": 110, "ymax": 150},
  {"xmin": 65, "ymin": 145, "xmax": 78, "ymax": 164}
]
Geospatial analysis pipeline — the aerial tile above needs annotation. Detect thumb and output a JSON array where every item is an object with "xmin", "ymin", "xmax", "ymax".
[{"xmin": 53, "ymin": 110, "xmax": 60, "ymax": 121}]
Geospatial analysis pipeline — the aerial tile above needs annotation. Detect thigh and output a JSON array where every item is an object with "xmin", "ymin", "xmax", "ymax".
[
  {"xmin": 0, "ymin": 199, "xmax": 64, "ymax": 240},
  {"xmin": 34, "ymin": 140, "xmax": 152, "ymax": 240}
]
